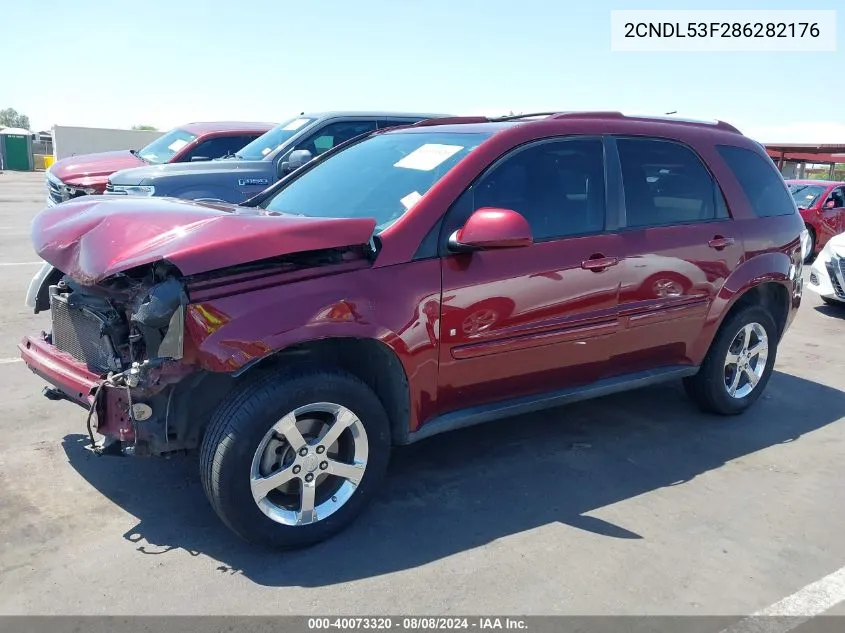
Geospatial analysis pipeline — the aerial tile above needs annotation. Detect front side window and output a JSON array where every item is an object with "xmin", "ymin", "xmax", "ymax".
[
  {"xmin": 183, "ymin": 135, "xmax": 257, "ymax": 161},
  {"xmin": 826, "ymin": 186, "xmax": 845, "ymax": 208},
  {"xmin": 717, "ymin": 144, "xmax": 797, "ymax": 217},
  {"xmin": 294, "ymin": 121, "xmax": 377, "ymax": 156},
  {"xmin": 788, "ymin": 183, "xmax": 827, "ymax": 210},
  {"xmin": 236, "ymin": 116, "xmax": 316, "ymax": 161},
  {"xmin": 262, "ymin": 131, "xmax": 492, "ymax": 231},
  {"xmin": 618, "ymin": 138, "xmax": 728, "ymax": 228},
  {"xmin": 461, "ymin": 137, "xmax": 606, "ymax": 241},
  {"xmin": 137, "ymin": 128, "xmax": 198, "ymax": 164}
]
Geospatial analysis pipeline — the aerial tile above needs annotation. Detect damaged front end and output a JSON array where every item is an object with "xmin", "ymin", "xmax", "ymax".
[{"xmin": 20, "ymin": 262, "xmax": 196, "ymax": 457}]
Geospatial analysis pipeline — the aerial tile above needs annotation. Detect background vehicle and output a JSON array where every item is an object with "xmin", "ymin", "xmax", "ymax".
[
  {"xmin": 786, "ymin": 179, "xmax": 845, "ymax": 261},
  {"xmin": 45, "ymin": 121, "xmax": 275, "ymax": 206},
  {"xmin": 807, "ymin": 232, "xmax": 845, "ymax": 306},
  {"xmin": 19, "ymin": 112, "xmax": 804, "ymax": 549},
  {"xmin": 105, "ymin": 111, "xmax": 450, "ymax": 204}
]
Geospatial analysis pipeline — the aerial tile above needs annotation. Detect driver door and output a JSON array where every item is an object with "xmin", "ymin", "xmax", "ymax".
[{"xmin": 436, "ymin": 136, "xmax": 623, "ymax": 415}]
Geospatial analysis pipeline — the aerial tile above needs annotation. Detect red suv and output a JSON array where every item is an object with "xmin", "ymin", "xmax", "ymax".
[
  {"xmin": 45, "ymin": 121, "xmax": 275, "ymax": 206},
  {"xmin": 20, "ymin": 112, "xmax": 805, "ymax": 549}
]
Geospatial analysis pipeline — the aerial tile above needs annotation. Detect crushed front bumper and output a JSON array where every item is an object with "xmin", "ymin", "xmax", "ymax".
[{"xmin": 19, "ymin": 335, "xmax": 141, "ymax": 452}]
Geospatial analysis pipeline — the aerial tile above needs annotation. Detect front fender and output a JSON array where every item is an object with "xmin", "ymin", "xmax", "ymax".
[
  {"xmin": 180, "ymin": 259, "xmax": 443, "ymax": 430},
  {"xmin": 690, "ymin": 251, "xmax": 796, "ymax": 363}
]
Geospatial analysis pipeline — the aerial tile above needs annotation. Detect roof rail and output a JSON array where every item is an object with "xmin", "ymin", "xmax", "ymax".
[
  {"xmin": 549, "ymin": 111, "xmax": 742, "ymax": 134},
  {"xmin": 413, "ymin": 116, "xmax": 490, "ymax": 127},
  {"xmin": 488, "ymin": 112, "xmax": 561, "ymax": 122},
  {"xmin": 411, "ymin": 112, "xmax": 742, "ymax": 134}
]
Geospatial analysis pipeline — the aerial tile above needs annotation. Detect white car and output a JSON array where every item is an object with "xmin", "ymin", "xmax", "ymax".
[{"xmin": 807, "ymin": 232, "xmax": 845, "ymax": 306}]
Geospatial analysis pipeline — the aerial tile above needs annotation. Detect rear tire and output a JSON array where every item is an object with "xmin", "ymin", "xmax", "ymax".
[
  {"xmin": 683, "ymin": 305, "xmax": 777, "ymax": 416},
  {"xmin": 200, "ymin": 367, "xmax": 391, "ymax": 549}
]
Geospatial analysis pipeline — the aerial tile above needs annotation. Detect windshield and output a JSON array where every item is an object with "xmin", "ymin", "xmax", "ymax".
[
  {"xmin": 137, "ymin": 128, "xmax": 198, "ymax": 164},
  {"xmin": 788, "ymin": 183, "xmax": 827, "ymax": 209},
  {"xmin": 236, "ymin": 116, "xmax": 316, "ymax": 160},
  {"xmin": 263, "ymin": 131, "xmax": 492, "ymax": 230}
]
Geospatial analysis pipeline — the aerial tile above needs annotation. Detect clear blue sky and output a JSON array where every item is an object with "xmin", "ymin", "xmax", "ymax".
[{"xmin": 1, "ymin": 0, "xmax": 842, "ymax": 142}]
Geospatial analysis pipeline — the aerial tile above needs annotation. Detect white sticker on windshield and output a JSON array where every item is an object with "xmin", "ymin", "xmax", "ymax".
[
  {"xmin": 400, "ymin": 191, "xmax": 423, "ymax": 210},
  {"xmin": 261, "ymin": 147, "xmax": 272, "ymax": 156},
  {"xmin": 141, "ymin": 153, "xmax": 157, "ymax": 161},
  {"xmin": 394, "ymin": 144, "xmax": 464, "ymax": 171},
  {"xmin": 167, "ymin": 139, "xmax": 189, "ymax": 152},
  {"xmin": 283, "ymin": 118, "xmax": 310, "ymax": 131}
]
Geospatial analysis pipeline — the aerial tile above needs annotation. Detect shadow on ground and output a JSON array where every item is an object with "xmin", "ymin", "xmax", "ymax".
[
  {"xmin": 814, "ymin": 303, "xmax": 845, "ymax": 318},
  {"xmin": 62, "ymin": 370, "xmax": 845, "ymax": 587}
]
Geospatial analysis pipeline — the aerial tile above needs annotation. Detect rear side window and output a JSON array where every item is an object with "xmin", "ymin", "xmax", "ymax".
[
  {"xmin": 716, "ymin": 145, "xmax": 796, "ymax": 217},
  {"xmin": 617, "ymin": 138, "xmax": 729, "ymax": 228}
]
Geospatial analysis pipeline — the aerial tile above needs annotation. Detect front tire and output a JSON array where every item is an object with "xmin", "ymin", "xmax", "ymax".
[
  {"xmin": 683, "ymin": 305, "xmax": 778, "ymax": 415},
  {"xmin": 200, "ymin": 367, "xmax": 391, "ymax": 549}
]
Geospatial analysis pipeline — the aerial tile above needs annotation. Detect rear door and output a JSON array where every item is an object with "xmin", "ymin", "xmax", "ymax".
[
  {"xmin": 436, "ymin": 136, "xmax": 624, "ymax": 414},
  {"xmin": 608, "ymin": 136, "xmax": 743, "ymax": 372}
]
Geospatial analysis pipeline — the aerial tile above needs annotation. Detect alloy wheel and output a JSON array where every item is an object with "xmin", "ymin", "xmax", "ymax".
[
  {"xmin": 249, "ymin": 402, "xmax": 368, "ymax": 526},
  {"xmin": 723, "ymin": 322, "xmax": 769, "ymax": 399}
]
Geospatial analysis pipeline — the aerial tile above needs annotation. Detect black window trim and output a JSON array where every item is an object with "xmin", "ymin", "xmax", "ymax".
[
  {"xmin": 427, "ymin": 134, "xmax": 614, "ymax": 259},
  {"xmin": 607, "ymin": 135, "xmax": 734, "ymax": 231}
]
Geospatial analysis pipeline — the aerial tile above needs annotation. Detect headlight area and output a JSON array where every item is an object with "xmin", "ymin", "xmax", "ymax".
[
  {"xmin": 106, "ymin": 184, "xmax": 156, "ymax": 197},
  {"xmin": 128, "ymin": 277, "xmax": 188, "ymax": 364}
]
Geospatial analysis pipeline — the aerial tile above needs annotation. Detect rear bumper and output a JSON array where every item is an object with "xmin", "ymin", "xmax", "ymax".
[{"xmin": 18, "ymin": 335, "xmax": 100, "ymax": 406}]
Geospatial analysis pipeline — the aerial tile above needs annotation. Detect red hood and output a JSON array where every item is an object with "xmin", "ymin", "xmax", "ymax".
[
  {"xmin": 31, "ymin": 197, "xmax": 377, "ymax": 284},
  {"xmin": 50, "ymin": 150, "xmax": 145, "ymax": 188}
]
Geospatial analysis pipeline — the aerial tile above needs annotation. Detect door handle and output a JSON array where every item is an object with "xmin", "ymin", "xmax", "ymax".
[
  {"xmin": 708, "ymin": 236, "xmax": 735, "ymax": 250},
  {"xmin": 581, "ymin": 255, "xmax": 619, "ymax": 271}
]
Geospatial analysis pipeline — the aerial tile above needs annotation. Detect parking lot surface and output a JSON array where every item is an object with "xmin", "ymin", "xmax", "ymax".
[{"xmin": 1, "ymin": 170, "xmax": 844, "ymax": 616}]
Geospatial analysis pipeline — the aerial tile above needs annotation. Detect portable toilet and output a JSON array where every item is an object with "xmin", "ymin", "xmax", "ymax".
[{"xmin": 0, "ymin": 127, "xmax": 35, "ymax": 171}]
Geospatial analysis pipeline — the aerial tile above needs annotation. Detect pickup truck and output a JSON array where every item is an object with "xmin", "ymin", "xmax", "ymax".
[
  {"xmin": 104, "ymin": 111, "xmax": 449, "ymax": 204},
  {"xmin": 45, "ymin": 121, "xmax": 275, "ymax": 206}
]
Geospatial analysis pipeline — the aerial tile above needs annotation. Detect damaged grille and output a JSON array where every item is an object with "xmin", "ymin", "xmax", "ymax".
[{"xmin": 50, "ymin": 293, "xmax": 118, "ymax": 374}]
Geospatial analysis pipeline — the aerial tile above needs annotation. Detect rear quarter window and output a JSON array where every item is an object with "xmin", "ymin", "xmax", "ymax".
[{"xmin": 716, "ymin": 145, "xmax": 797, "ymax": 217}]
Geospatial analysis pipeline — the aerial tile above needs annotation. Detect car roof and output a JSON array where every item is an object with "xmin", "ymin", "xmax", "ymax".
[
  {"xmin": 300, "ymin": 111, "xmax": 453, "ymax": 120},
  {"xmin": 180, "ymin": 121, "xmax": 277, "ymax": 135},
  {"xmin": 381, "ymin": 111, "xmax": 748, "ymax": 140},
  {"xmin": 786, "ymin": 179, "xmax": 845, "ymax": 187}
]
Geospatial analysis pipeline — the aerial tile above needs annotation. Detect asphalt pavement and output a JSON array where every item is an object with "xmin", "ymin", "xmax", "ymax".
[{"xmin": 1, "ymin": 170, "xmax": 844, "ymax": 618}]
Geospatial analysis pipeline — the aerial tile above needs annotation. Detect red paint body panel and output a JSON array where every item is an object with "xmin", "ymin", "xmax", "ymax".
[
  {"xmin": 49, "ymin": 122, "xmax": 275, "ymax": 191},
  {"xmin": 786, "ymin": 179, "xmax": 845, "ymax": 254},
  {"xmin": 18, "ymin": 336, "xmax": 99, "ymax": 405},
  {"xmin": 31, "ymin": 196, "xmax": 376, "ymax": 283},
  {"xmin": 51, "ymin": 150, "xmax": 146, "ymax": 191}
]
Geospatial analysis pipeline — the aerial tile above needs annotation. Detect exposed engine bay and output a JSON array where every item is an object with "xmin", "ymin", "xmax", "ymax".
[{"xmin": 47, "ymin": 261, "xmax": 187, "ymax": 375}]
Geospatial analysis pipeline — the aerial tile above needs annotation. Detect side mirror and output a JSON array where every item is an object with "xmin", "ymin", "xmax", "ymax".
[
  {"xmin": 448, "ymin": 207, "xmax": 533, "ymax": 252},
  {"xmin": 190, "ymin": 156, "xmax": 211, "ymax": 162},
  {"xmin": 824, "ymin": 199, "xmax": 837, "ymax": 210},
  {"xmin": 278, "ymin": 149, "xmax": 313, "ymax": 177}
]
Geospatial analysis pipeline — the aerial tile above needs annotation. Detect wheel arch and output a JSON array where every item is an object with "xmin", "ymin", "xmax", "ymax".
[
  {"xmin": 234, "ymin": 337, "xmax": 413, "ymax": 447},
  {"xmin": 692, "ymin": 252, "xmax": 795, "ymax": 362}
]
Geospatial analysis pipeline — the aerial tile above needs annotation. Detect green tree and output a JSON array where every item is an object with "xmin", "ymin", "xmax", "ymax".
[
  {"xmin": 0, "ymin": 108, "xmax": 31, "ymax": 129},
  {"xmin": 132, "ymin": 124, "xmax": 158, "ymax": 131}
]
